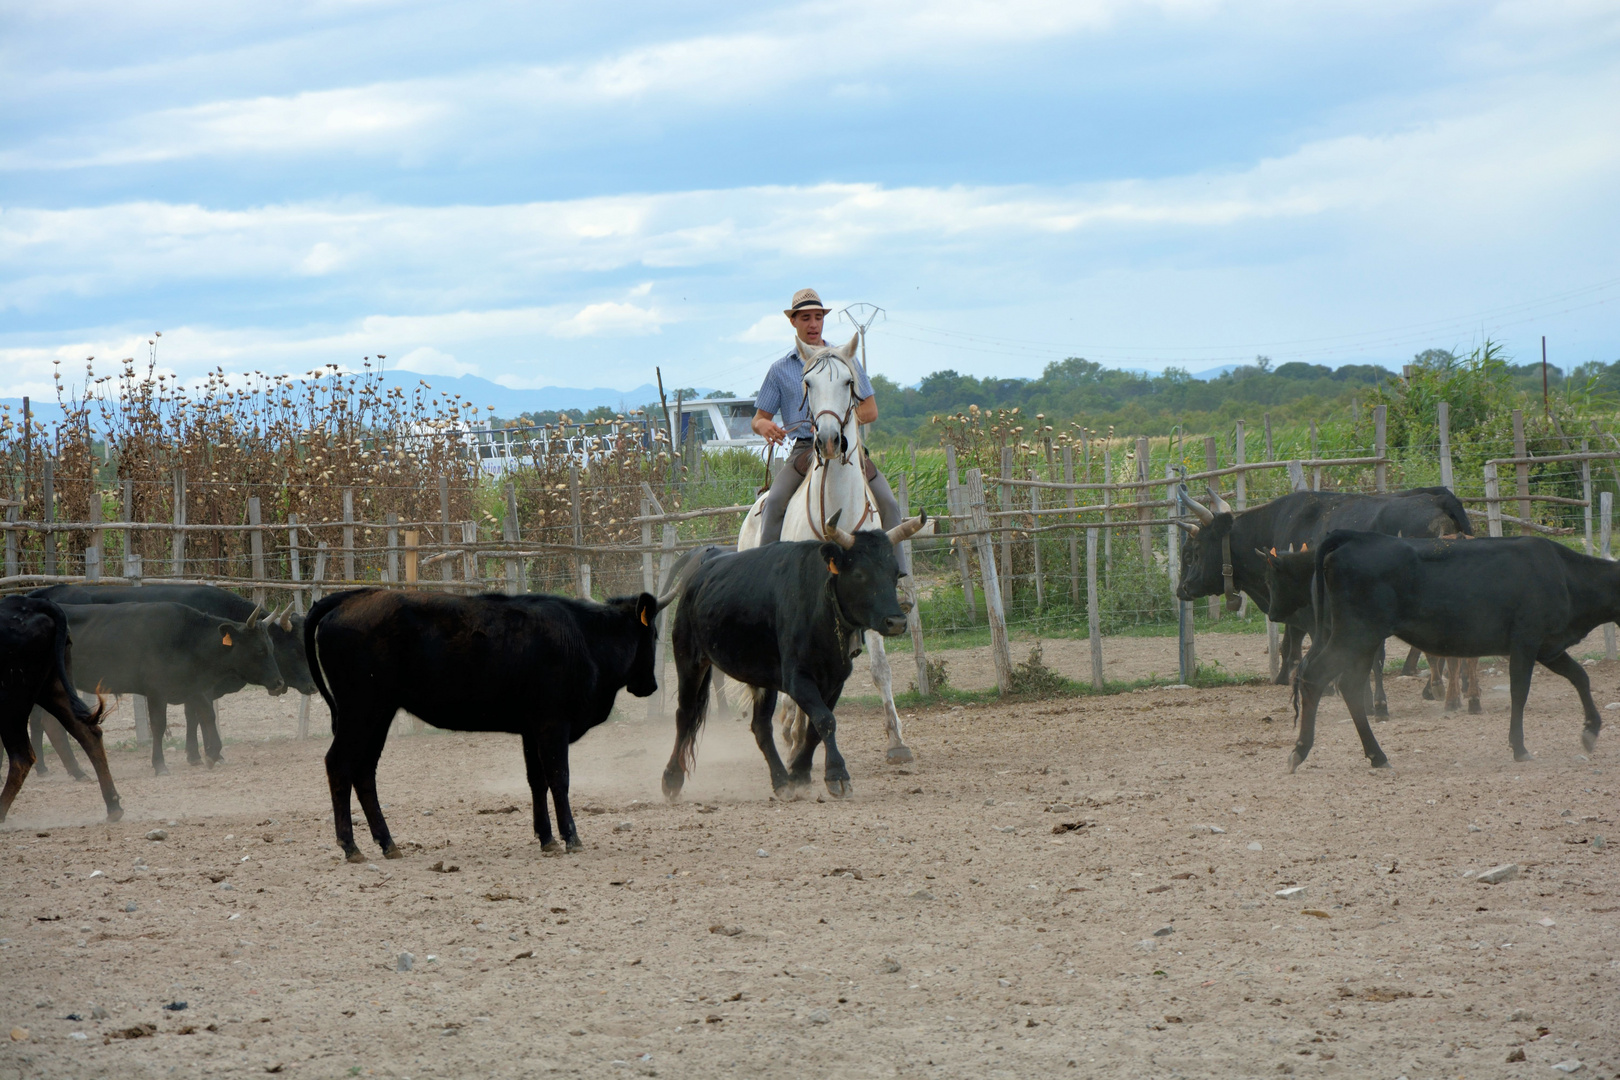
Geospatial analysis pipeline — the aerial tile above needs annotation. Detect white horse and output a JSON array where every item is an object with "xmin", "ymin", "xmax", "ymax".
[{"xmin": 736, "ymin": 335, "xmax": 916, "ymax": 765}]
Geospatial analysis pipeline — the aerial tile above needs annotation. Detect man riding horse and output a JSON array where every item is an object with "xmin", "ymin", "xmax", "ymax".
[{"xmin": 751, "ymin": 288, "xmax": 906, "ymax": 571}]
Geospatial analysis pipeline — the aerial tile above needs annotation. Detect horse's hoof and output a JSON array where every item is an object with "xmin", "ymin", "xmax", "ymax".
[
  {"xmin": 345, "ymin": 848, "xmax": 367, "ymax": 864},
  {"xmin": 1467, "ymin": 701, "xmax": 1483, "ymax": 715},
  {"xmin": 1513, "ymin": 749, "xmax": 1535, "ymax": 762},
  {"xmin": 541, "ymin": 839, "xmax": 564, "ymax": 854},
  {"xmin": 660, "ymin": 770, "xmax": 685, "ymax": 804},
  {"xmin": 1371, "ymin": 759, "xmax": 1394, "ymax": 772},
  {"xmin": 1287, "ymin": 750, "xmax": 1305, "ymax": 774},
  {"xmin": 771, "ymin": 785, "xmax": 797, "ymax": 802},
  {"xmin": 824, "ymin": 779, "xmax": 853, "ymax": 799},
  {"xmin": 885, "ymin": 746, "xmax": 914, "ymax": 765},
  {"xmin": 186, "ymin": 757, "xmax": 203, "ymax": 767},
  {"xmin": 1421, "ymin": 686, "xmax": 1435, "ymax": 701},
  {"xmin": 105, "ymin": 806, "xmax": 124, "ymax": 824},
  {"xmin": 1374, "ymin": 706, "xmax": 1390, "ymax": 720},
  {"xmin": 565, "ymin": 838, "xmax": 584, "ymax": 853},
  {"xmin": 383, "ymin": 844, "xmax": 403, "ymax": 860},
  {"xmin": 153, "ymin": 763, "xmax": 169, "ymax": 776},
  {"xmin": 1582, "ymin": 728, "xmax": 1600, "ymax": 752},
  {"xmin": 70, "ymin": 773, "xmax": 90, "ymax": 783}
]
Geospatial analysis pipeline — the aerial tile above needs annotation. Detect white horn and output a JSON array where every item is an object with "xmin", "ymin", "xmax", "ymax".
[
  {"xmin": 886, "ymin": 511, "xmax": 928, "ymax": 545},
  {"xmin": 1180, "ymin": 483, "xmax": 1214, "ymax": 525},
  {"xmin": 1208, "ymin": 486, "xmax": 1233, "ymax": 515},
  {"xmin": 823, "ymin": 507, "xmax": 856, "ymax": 550}
]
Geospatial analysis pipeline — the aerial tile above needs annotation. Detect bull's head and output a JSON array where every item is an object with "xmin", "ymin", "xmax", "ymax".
[
  {"xmin": 797, "ymin": 335, "xmax": 861, "ymax": 463},
  {"xmin": 222, "ymin": 605, "xmax": 287, "ymax": 694},
  {"xmin": 1174, "ymin": 483, "xmax": 1237, "ymax": 602},
  {"xmin": 821, "ymin": 509, "xmax": 927, "ymax": 637},
  {"xmin": 623, "ymin": 589, "xmax": 678, "ymax": 698}
]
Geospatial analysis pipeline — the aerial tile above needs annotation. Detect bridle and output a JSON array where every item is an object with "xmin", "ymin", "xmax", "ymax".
[{"xmin": 799, "ymin": 354, "xmax": 874, "ymax": 538}]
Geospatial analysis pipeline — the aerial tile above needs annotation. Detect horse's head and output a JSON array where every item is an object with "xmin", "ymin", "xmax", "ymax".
[{"xmin": 796, "ymin": 335, "xmax": 861, "ymax": 463}]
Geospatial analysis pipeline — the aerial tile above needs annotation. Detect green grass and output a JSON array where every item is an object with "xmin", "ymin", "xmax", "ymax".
[{"xmin": 845, "ymin": 660, "xmax": 1264, "ymax": 711}]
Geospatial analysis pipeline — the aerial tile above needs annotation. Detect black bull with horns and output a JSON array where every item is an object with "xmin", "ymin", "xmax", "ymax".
[
  {"xmin": 661, "ymin": 510, "xmax": 928, "ymax": 802},
  {"xmin": 1173, "ymin": 484, "xmax": 1472, "ymax": 711}
]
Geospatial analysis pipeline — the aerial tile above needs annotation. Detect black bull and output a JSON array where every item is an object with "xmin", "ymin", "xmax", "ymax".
[
  {"xmin": 306, "ymin": 587, "xmax": 666, "ymax": 862},
  {"xmin": 1175, "ymin": 485, "xmax": 1471, "ymax": 710},
  {"xmin": 28, "ymin": 584, "xmax": 307, "ymax": 774},
  {"xmin": 1291, "ymin": 531, "xmax": 1607, "ymax": 770},
  {"xmin": 0, "ymin": 597, "xmax": 122, "ymax": 823},
  {"xmin": 661, "ymin": 515, "xmax": 925, "ymax": 803}
]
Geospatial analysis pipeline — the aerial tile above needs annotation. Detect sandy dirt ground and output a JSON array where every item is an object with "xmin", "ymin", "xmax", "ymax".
[{"xmin": 2, "ymin": 641, "xmax": 1617, "ymax": 1080}]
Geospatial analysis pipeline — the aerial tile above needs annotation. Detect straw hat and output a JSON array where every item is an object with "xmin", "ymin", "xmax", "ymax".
[{"xmin": 783, "ymin": 287, "xmax": 831, "ymax": 317}]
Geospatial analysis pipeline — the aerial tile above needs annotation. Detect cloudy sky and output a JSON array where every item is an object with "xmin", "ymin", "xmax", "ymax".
[{"xmin": 3, "ymin": 0, "xmax": 1618, "ymax": 403}]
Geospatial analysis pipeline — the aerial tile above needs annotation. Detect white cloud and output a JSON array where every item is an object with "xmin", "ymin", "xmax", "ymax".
[
  {"xmin": 732, "ymin": 313, "xmax": 788, "ymax": 343},
  {"xmin": 552, "ymin": 300, "xmax": 667, "ymax": 338},
  {"xmin": 390, "ymin": 346, "xmax": 477, "ymax": 377}
]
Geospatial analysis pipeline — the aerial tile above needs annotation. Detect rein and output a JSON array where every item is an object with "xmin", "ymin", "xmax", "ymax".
[
  {"xmin": 800, "ymin": 355, "xmax": 873, "ymax": 539},
  {"xmin": 1221, "ymin": 533, "xmax": 1240, "ymax": 612}
]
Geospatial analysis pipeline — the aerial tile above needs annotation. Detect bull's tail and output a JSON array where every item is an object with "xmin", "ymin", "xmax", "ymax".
[
  {"xmin": 303, "ymin": 592, "xmax": 349, "ymax": 724},
  {"xmin": 671, "ymin": 665, "xmax": 714, "ymax": 778},
  {"xmin": 47, "ymin": 601, "xmax": 104, "ymax": 727}
]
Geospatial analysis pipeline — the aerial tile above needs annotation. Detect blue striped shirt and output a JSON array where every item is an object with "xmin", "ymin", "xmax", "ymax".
[{"xmin": 753, "ymin": 345, "xmax": 875, "ymax": 441}]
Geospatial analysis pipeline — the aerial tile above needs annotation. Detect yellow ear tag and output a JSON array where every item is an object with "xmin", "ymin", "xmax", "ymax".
[
  {"xmin": 222, "ymin": 632, "xmax": 233, "ymax": 646},
  {"xmin": 640, "ymin": 609, "xmax": 650, "ymax": 626},
  {"xmin": 827, "ymin": 559, "xmax": 839, "ymax": 575}
]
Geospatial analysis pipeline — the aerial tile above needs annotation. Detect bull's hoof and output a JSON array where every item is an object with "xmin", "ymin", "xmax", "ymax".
[
  {"xmin": 541, "ymin": 839, "xmax": 564, "ymax": 854},
  {"xmin": 1467, "ymin": 700, "xmax": 1483, "ymax": 715},
  {"xmin": 885, "ymin": 745, "xmax": 914, "ymax": 765},
  {"xmin": 1582, "ymin": 728, "xmax": 1600, "ymax": 752},
  {"xmin": 383, "ymin": 844, "xmax": 403, "ymax": 860},
  {"xmin": 1373, "ymin": 704, "xmax": 1389, "ymax": 720},
  {"xmin": 1421, "ymin": 685, "xmax": 1436, "ymax": 701},
  {"xmin": 565, "ymin": 837, "xmax": 584, "ymax": 853},
  {"xmin": 1513, "ymin": 748, "xmax": 1535, "ymax": 762},
  {"xmin": 186, "ymin": 756, "xmax": 203, "ymax": 767},
  {"xmin": 1272, "ymin": 671, "xmax": 1291, "ymax": 687},
  {"xmin": 153, "ymin": 762, "xmax": 169, "ymax": 776},
  {"xmin": 1370, "ymin": 758, "xmax": 1394, "ymax": 772},
  {"xmin": 1443, "ymin": 702, "xmax": 1460, "ymax": 714},
  {"xmin": 69, "ymin": 772, "xmax": 90, "ymax": 783},
  {"xmin": 824, "ymin": 778, "xmax": 853, "ymax": 799},
  {"xmin": 345, "ymin": 848, "xmax": 367, "ymax": 864},
  {"xmin": 1287, "ymin": 750, "xmax": 1306, "ymax": 774},
  {"xmin": 105, "ymin": 805, "xmax": 124, "ymax": 824}
]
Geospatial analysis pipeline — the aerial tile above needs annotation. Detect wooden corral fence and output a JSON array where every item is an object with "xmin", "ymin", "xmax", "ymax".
[{"xmin": 5, "ymin": 404, "xmax": 1619, "ymax": 732}]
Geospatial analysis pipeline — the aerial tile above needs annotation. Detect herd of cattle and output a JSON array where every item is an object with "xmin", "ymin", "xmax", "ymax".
[{"xmin": 0, "ymin": 484, "xmax": 1610, "ymax": 861}]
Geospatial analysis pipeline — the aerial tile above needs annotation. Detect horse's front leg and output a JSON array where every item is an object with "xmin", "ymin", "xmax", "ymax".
[{"xmin": 866, "ymin": 631, "xmax": 911, "ymax": 763}]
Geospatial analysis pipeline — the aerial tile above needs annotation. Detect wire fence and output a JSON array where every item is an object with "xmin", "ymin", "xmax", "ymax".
[{"xmin": 6, "ymin": 400, "xmax": 1620, "ymax": 715}]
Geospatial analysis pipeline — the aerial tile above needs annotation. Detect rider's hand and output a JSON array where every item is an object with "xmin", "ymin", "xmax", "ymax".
[{"xmin": 754, "ymin": 417, "xmax": 788, "ymax": 445}]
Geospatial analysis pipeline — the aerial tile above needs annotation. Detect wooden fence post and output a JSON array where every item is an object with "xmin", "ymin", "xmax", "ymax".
[
  {"xmin": 311, "ymin": 542, "xmax": 329, "ymax": 604},
  {"xmin": 897, "ymin": 473, "xmax": 929, "ymax": 697},
  {"xmin": 404, "ymin": 530, "xmax": 419, "ymax": 585},
  {"xmin": 1484, "ymin": 463, "xmax": 1503, "ymax": 537},
  {"xmin": 1166, "ymin": 464, "xmax": 1193, "ymax": 684},
  {"xmin": 342, "ymin": 488, "xmax": 355, "ymax": 584},
  {"xmin": 42, "ymin": 458, "xmax": 55, "ymax": 577},
  {"xmin": 944, "ymin": 445, "xmax": 976, "ymax": 623},
  {"xmin": 120, "ymin": 480, "xmax": 134, "ymax": 579},
  {"xmin": 1101, "ymin": 439, "xmax": 1113, "ymax": 588},
  {"xmin": 171, "ymin": 468, "xmax": 186, "ymax": 577},
  {"xmin": 503, "ymin": 482, "xmax": 522, "ymax": 595},
  {"xmin": 247, "ymin": 497, "xmax": 266, "ymax": 608},
  {"xmin": 288, "ymin": 515, "xmax": 305, "ymax": 614},
  {"xmin": 1029, "ymin": 472, "xmax": 1044, "ymax": 611},
  {"xmin": 3, "ymin": 501, "xmax": 16, "ymax": 579},
  {"xmin": 1603, "ymin": 491, "xmax": 1615, "ymax": 661},
  {"xmin": 648, "ymin": 520, "xmax": 678, "ymax": 722},
  {"xmin": 1309, "ymin": 420, "xmax": 1321, "ymax": 491},
  {"xmin": 1287, "ymin": 460, "xmax": 1307, "ymax": 492},
  {"xmin": 133, "ymin": 694, "xmax": 150, "ymax": 748},
  {"xmin": 1063, "ymin": 445, "xmax": 1079, "ymax": 606},
  {"xmin": 1204, "ymin": 435, "xmax": 1220, "ymax": 623},
  {"xmin": 461, "ymin": 521, "xmax": 478, "ymax": 594},
  {"xmin": 1582, "ymin": 441, "xmax": 1593, "ymax": 556},
  {"xmin": 1086, "ymin": 525, "xmax": 1104, "ymax": 689},
  {"xmin": 998, "ymin": 447, "xmax": 1014, "ymax": 608},
  {"xmin": 384, "ymin": 512, "xmax": 399, "ymax": 584},
  {"xmin": 1511, "ymin": 409, "xmax": 1531, "ymax": 531},
  {"xmin": 1135, "ymin": 435, "xmax": 1152, "ymax": 568},
  {"xmin": 1234, "ymin": 420, "xmax": 1247, "ymax": 511},
  {"xmin": 438, "ymin": 475, "xmax": 453, "ymax": 589},
  {"xmin": 965, "ymin": 468, "xmax": 1013, "ymax": 694},
  {"xmin": 640, "ymin": 495, "xmax": 655, "ymax": 593},
  {"xmin": 1373, "ymin": 406, "xmax": 1387, "ymax": 492},
  {"xmin": 85, "ymin": 484, "xmax": 102, "ymax": 582},
  {"xmin": 569, "ymin": 466, "xmax": 587, "ymax": 598},
  {"xmin": 1438, "ymin": 402, "xmax": 1454, "ymax": 491}
]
